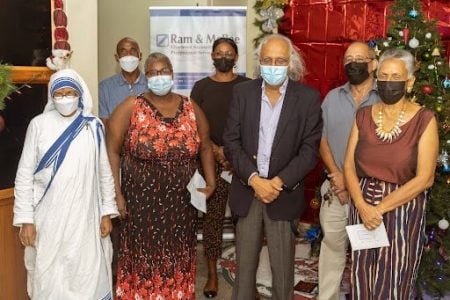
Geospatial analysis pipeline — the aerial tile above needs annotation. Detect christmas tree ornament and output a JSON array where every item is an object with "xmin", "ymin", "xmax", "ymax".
[
  {"xmin": 383, "ymin": 41, "xmax": 390, "ymax": 47},
  {"xmin": 310, "ymin": 198, "xmax": 320, "ymax": 209},
  {"xmin": 408, "ymin": 37, "xmax": 419, "ymax": 48},
  {"xmin": 421, "ymin": 51, "xmax": 432, "ymax": 61},
  {"xmin": 431, "ymin": 47, "xmax": 441, "ymax": 56},
  {"xmin": 443, "ymin": 122, "xmax": 450, "ymax": 134},
  {"xmin": 398, "ymin": 30, "xmax": 404, "ymax": 37},
  {"xmin": 439, "ymin": 246, "xmax": 450, "ymax": 261},
  {"xmin": 429, "ymin": 228, "xmax": 437, "ymax": 242},
  {"xmin": 368, "ymin": 40, "xmax": 377, "ymax": 48},
  {"xmin": 444, "ymin": 163, "xmax": 450, "ymax": 173},
  {"xmin": 260, "ymin": 5, "xmax": 285, "ymax": 33},
  {"xmin": 436, "ymin": 61, "xmax": 443, "ymax": 66},
  {"xmin": 402, "ymin": 28, "xmax": 409, "ymax": 44},
  {"xmin": 439, "ymin": 218, "xmax": 450, "ymax": 230},
  {"xmin": 421, "ymin": 85, "xmax": 432, "ymax": 94},
  {"xmin": 408, "ymin": 8, "xmax": 419, "ymax": 18},
  {"xmin": 435, "ymin": 104, "xmax": 443, "ymax": 112},
  {"xmin": 438, "ymin": 150, "xmax": 447, "ymax": 166},
  {"xmin": 424, "ymin": 243, "xmax": 432, "ymax": 251},
  {"xmin": 425, "ymin": 32, "xmax": 432, "ymax": 39},
  {"xmin": 427, "ymin": 64, "xmax": 435, "ymax": 70},
  {"xmin": 374, "ymin": 45, "xmax": 381, "ymax": 56},
  {"xmin": 442, "ymin": 76, "xmax": 450, "ymax": 89}
]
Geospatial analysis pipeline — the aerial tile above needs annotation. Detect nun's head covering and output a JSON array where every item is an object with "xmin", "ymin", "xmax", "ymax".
[{"xmin": 44, "ymin": 68, "xmax": 93, "ymax": 115}]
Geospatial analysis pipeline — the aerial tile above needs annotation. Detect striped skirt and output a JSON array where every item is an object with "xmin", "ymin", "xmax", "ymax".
[{"xmin": 349, "ymin": 177, "xmax": 429, "ymax": 300}]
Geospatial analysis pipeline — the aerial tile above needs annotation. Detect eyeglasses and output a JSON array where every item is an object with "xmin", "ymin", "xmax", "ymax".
[
  {"xmin": 260, "ymin": 57, "xmax": 289, "ymax": 66},
  {"xmin": 344, "ymin": 56, "xmax": 374, "ymax": 64},
  {"xmin": 146, "ymin": 67, "xmax": 172, "ymax": 77},
  {"xmin": 53, "ymin": 91, "xmax": 79, "ymax": 100},
  {"xmin": 212, "ymin": 51, "xmax": 235, "ymax": 59}
]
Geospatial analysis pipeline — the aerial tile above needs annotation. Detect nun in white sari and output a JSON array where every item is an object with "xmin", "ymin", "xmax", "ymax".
[{"xmin": 13, "ymin": 69, "xmax": 118, "ymax": 300}]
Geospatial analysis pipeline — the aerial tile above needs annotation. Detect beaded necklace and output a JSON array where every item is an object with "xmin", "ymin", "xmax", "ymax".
[{"xmin": 375, "ymin": 103, "xmax": 406, "ymax": 143}]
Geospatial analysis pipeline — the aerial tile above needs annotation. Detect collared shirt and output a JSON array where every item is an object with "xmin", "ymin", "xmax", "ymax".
[
  {"xmin": 321, "ymin": 81, "xmax": 379, "ymax": 171},
  {"xmin": 257, "ymin": 79, "xmax": 289, "ymax": 178},
  {"xmin": 98, "ymin": 72, "xmax": 147, "ymax": 118}
]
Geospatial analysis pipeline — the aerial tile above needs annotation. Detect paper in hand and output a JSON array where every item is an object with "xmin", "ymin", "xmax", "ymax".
[
  {"xmin": 346, "ymin": 222, "xmax": 390, "ymax": 251},
  {"xmin": 187, "ymin": 169, "xmax": 207, "ymax": 213},
  {"xmin": 220, "ymin": 170, "xmax": 232, "ymax": 183}
]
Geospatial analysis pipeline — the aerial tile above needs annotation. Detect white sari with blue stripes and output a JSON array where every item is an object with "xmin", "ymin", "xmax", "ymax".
[{"xmin": 13, "ymin": 69, "xmax": 118, "ymax": 300}]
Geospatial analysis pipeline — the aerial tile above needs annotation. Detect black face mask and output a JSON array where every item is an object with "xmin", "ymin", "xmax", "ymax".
[
  {"xmin": 377, "ymin": 81, "xmax": 407, "ymax": 105},
  {"xmin": 344, "ymin": 62, "xmax": 370, "ymax": 85},
  {"xmin": 213, "ymin": 57, "xmax": 235, "ymax": 73}
]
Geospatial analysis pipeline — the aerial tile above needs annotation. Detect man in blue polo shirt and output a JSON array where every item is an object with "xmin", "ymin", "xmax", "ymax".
[
  {"xmin": 99, "ymin": 37, "xmax": 147, "ymax": 125},
  {"xmin": 318, "ymin": 41, "xmax": 379, "ymax": 300}
]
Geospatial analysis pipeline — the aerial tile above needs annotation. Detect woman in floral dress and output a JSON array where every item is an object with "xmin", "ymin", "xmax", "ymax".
[{"xmin": 107, "ymin": 52, "xmax": 216, "ymax": 299}]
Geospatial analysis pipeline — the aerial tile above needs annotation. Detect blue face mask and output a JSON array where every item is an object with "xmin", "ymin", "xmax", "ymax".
[
  {"xmin": 147, "ymin": 75, "xmax": 174, "ymax": 96},
  {"xmin": 260, "ymin": 65, "xmax": 288, "ymax": 86}
]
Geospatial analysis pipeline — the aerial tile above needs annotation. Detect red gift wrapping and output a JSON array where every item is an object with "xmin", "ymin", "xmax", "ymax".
[{"xmin": 283, "ymin": 0, "xmax": 450, "ymax": 223}]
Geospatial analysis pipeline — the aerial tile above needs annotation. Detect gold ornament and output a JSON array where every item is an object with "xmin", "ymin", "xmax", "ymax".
[
  {"xmin": 310, "ymin": 198, "xmax": 321, "ymax": 210},
  {"xmin": 431, "ymin": 47, "xmax": 441, "ymax": 57}
]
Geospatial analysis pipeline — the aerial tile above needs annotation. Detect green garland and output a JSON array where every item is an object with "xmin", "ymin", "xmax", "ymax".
[
  {"xmin": 0, "ymin": 64, "xmax": 15, "ymax": 111},
  {"xmin": 253, "ymin": 0, "xmax": 288, "ymax": 47}
]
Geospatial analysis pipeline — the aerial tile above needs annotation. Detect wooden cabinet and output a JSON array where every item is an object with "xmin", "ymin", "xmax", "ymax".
[{"xmin": 0, "ymin": 188, "xmax": 28, "ymax": 300}]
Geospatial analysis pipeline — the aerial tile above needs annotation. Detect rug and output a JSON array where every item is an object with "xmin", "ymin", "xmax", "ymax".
[{"xmin": 218, "ymin": 240, "xmax": 350, "ymax": 299}]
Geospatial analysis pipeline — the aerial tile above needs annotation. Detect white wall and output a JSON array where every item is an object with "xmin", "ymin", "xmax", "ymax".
[
  {"xmin": 98, "ymin": 0, "xmax": 258, "ymax": 82},
  {"xmin": 66, "ymin": 0, "xmax": 99, "ymax": 114}
]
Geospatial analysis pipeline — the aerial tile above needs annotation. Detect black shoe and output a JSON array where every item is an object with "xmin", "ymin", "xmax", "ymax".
[{"xmin": 203, "ymin": 290, "xmax": 217, "ymax": 298}]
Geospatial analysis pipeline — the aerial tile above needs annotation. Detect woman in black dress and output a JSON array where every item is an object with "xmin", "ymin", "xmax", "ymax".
[{"xmin": 190, "ymin": 38, "xmax": 250, "ymax": 298}]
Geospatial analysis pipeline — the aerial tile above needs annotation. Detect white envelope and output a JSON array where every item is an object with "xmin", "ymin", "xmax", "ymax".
[
  {"xmin": 220, "ymin": 170, "xmax": 233, "ymax": 183},
  {"xmin": 187, "ymin": 169, "xmax": 207, "ymax": 213},
  {"xmin": 346, "ymin": 222, "xmax": 390, "ymax": 251}
]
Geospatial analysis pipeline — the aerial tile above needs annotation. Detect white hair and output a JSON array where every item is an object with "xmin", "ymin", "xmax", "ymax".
[
  {"xmin": 254, "ymin": 34, "xmax": 307, "ymax": 81},
  {"xmin": 377, "ymin": 48, "xmax": 416, "ymax": 78}
]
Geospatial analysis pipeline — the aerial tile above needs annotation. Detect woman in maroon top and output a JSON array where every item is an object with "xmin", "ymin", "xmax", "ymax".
[{"xmin": 344, "ymin": 48, "xmax": 438, "ymax": 299}]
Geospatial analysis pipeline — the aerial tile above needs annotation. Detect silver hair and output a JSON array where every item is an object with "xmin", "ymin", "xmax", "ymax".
[
  {"xmin": 377, "ymin": 48, "xmax": 415, "ymax": 78},
  {"xmin": 254, "ymin": 34, "xmax": 307, "ymax": 81},
  {"xmin": 144, "ymin": 52, "xmax": 173, "ymax": 74}
]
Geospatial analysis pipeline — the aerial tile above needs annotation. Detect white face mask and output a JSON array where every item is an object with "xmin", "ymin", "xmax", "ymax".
[
  {"xmin": 53, "ymin": 96, "xmax": 80, "ymax": 116},
  {"xmin": 119, "ymin": 55, "xmax": 139, "ymax": 73}
]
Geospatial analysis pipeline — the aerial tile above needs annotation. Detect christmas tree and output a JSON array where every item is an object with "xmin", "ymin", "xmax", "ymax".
[
  {"xmin": 375, "ymin": 0, "xmax": 450, "ymax": 296},
  {"xmin": 0, "ymin": 64, "xmax": 15, "ymax": 111}
]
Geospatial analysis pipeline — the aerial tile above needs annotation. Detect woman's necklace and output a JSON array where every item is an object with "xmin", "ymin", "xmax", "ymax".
[{"xmin": 375, "ymin": 103, "xmax": 406, "ymax": 143}]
